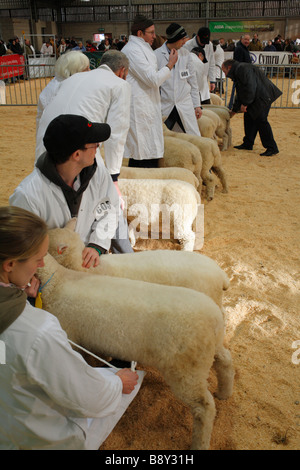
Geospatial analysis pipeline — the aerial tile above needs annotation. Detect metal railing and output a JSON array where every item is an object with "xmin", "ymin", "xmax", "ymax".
[{"xmin": 0, "ymin": 62, "xmax": 299, "ymax": 108}]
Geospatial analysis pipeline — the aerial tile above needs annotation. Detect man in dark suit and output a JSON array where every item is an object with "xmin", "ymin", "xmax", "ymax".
[{"xmin": 222, "ymin": 59, "xmax": 282, "ymax": 156}]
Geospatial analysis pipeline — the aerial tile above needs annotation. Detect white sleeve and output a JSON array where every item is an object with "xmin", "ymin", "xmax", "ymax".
[
  {"xmin": 103, "ymin": 81, "xmax": 131, "ymax": 176},
  {"xmin": 188, "ymin": 54, "xmax": 201, "ymax": 108},
  {"xmin": 128, "ymin": 49, "xmax": 170, "ymax": 89},
  {"xmin": 26, "ymin": 316, "xmax": 123, "ymax": 419}
]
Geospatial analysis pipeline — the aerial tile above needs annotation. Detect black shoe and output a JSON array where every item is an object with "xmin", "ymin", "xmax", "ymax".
[
  {"xmin": 234, "ymin": 144, "xmax": 253, "ymax": 150},
  {"xmin": 260, "ymin": 149, "xmax": 279, "ymax": 157}
]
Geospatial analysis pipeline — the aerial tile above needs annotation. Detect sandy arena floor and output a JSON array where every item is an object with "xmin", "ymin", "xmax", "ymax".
[{"xmin": 0, "ymin": 105, "xmax": 299, "ymax": 450}]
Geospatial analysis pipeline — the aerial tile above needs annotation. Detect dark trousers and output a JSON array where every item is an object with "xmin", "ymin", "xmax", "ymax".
[
  {"xmin": 243, "ymin": 105, "xmax": 278, "ymax": 151},
  {"xmin": 128, "ymin": 158, "xmax": 160, "ymax": 168},
  {"xmin": 164, "ymin": 106, "xmax": 185, "ymax": 132}
]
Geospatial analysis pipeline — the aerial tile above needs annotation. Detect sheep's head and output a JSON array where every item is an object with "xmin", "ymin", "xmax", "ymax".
[{"xmin": 48, "ymin": 223, "xmax": 86, "ymax": 272}]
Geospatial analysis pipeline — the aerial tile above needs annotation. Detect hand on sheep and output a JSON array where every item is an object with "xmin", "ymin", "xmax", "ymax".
[
  {"xmin": 195, "ymin": 107, "xmax": 202, "ymax": 119},
  {"xmin": 210, "ymin": 83, "xmax": 216, "ymax": 92},
  {"xmin": 82, "ymin": 247, "xmax": 100, "ymax": 269},
  {"xmin": 25, "ymin": 275, "xmax": 40, "ymax": 298},
  {"xmin": 116, "ymin": 369, "xmax": 139, "ymax": 394},
  {"xmin": 240, "ymin": 104, "xmax": 248, "ymax": 113}
]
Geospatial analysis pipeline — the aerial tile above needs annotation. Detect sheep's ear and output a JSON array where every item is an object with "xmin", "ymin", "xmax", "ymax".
[{"xmin": 57, "ymin": 244, "xmax": 68, "ymax": 255}]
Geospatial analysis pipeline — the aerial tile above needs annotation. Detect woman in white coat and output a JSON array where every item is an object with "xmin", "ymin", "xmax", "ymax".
[
  {"xmin": 36, "ymin": 51, "xmax": 90, "ymax": 133},
  {"xmin": 0, "ymin": 206, "xmax": 140, "ymax": 450},
  {"xmin": 190, "ymin": 46, "xmax": 209, "ymax": 103},
  {"xmin": 154, "ymin": 23, "xmax": 202, "ymax": 136},
  {"xmin": 122, "ymin": 15, "xmax": 178, "ymax": 167}
]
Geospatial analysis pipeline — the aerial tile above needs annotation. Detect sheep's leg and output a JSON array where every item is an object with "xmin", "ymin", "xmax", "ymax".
[
  {"xmin": 212, "ymin": 166, "xmax": 228, "ymax": 194},
  {"xmin": 190, "ymin": 389, "xmax": 216, "ymax": 450},
  {"xmin": 213, "ymin": 347, "xmax": 235, "ymax": 400}
]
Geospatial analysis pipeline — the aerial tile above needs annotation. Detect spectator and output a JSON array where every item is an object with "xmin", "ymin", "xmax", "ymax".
[
  {"xmin": 225, "ymin": 39, "xmax": 235, "ymax": 52},
  {"xmin": 264, "ymin": 40, "xmax": 276, "ymax": 52},
  {"xmin": 155, "ymin": 23, "xmax": 201, "ymax": 135},
  {"xmin": 58, "ymin": 38, "xmax": 67, "ymax": 55},
  {"xmin": 8, "ymin": 37, "xmax": 23, "ymax": 55},
  {"xmin": 122, "ymin": 15, "xmax": 178, "ymax": 168},
  {"xmin": 0, "ymin": 39, "xmax": 6, "ymax": 56},
  {"xmin": 86, "ymin": 40, "xmax": 97, "ymax": 52},
  {"xmin": 0, "ymin": 205, "xmax": 140, "ymax": 450},
  {"xmin": 40, "ymin": 40, "xmax": 53, "ymax": 57},
  {"xmin": 284, "ymin": 38, "xmax": 295, "ymax": 52},
  {"xmin": 73, "ymin": 41, "xmax": 86, "ymax": 52},
  {"xmin": 274, "ymin": 37, "xmax": 283, "ymax": 51},
  {"xmin": 234, "ymin": 34, "xmax": 252, "ymax": 63},
  {"xmin": 219, "ymin": 38, "xmax": 227, "ymax": 51},
  {"xmin": 36, "ymin": 51, "xmax": 90, "ymax": 131},
  {"xmin": 248, "ymin": 33, "xmax": 263, "ymax": 51},
  {"xmin": 222, "ymin": 59, "xmax": 281, "ymax": 157},
  {"xmin": 24, "ymin": 39, "xmax": 36, "ymax": 57},
  {"xmin": 184, "ymin": 26, "xmax": 216, "ymax": 103}
]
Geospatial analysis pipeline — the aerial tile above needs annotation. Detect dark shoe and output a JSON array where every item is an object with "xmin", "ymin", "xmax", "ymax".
[
  {"xmin": 234, "ymin": 144, "xmax": 253, "ymax": 150},
  {"xmin": 260, "ymin": 149, "xmax": 279, "ymax": 157}
]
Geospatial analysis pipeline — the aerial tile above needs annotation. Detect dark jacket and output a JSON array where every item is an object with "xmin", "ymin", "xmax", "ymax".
[
  {"xmin": 233, "ymin": 40, "xmax": 252, "ymax": 63},
  {"xmin": 228, "ymin": 61, "xmax": 282, "ymax": 119}
]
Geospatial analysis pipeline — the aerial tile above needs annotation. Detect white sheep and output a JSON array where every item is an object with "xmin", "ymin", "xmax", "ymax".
[
  {"xmin": 119, "ymin": 166, "xmax": 201, "ymax": 195},
  {"xmin": 163, "ymin": 124, "xmax": 228, "ymax": 201},
  {"xmin": 48, "ymin": 223, "xmax": 230, "ymax": 313},
  {"xmin": 197, "ymin": 114, "xmax": 217, "ymax": 140},
  {"xmin": 37, "ymin": 253, "xmax": 235, "ymax": 450},
  {"xmin": 118, "ymin": 178, "xmax": 200, "ymax": 251},
  {"xmin": 209, "ymin": 93, "xmax": 224, "ymax": 106},
  {"xmin": 202, "ymin": 105, "xmax": 233, "ymax": 151},
  {"xmin": 160, "ymin": 135, "xmax": 203, "ymax": 188}
]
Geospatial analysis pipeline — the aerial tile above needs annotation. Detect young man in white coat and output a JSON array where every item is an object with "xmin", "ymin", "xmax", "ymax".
[
  {"xmin": 184, "ymin": 27, "xmax": 216, "ymax": 104},
  {"xmin": 154, "ymin": 23, "xmax": 202, "ymax": 135},
  {"xmin": 11, "ymin": 115, "xmax": 134, "ymax": 268},
  {"xmin": 35, "ymin": 50, "xmax": 131, "ymax": 201},
  {"xmin": 122, "ymin": 15, "xmax": 178, "ymax": 168}
]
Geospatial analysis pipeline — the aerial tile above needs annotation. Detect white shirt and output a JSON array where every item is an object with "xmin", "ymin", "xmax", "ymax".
[
  {"xmin": 36, "ymin": 76, "xmax": 64, "ymax": 132},
  {"xmin": 35, "ymin": 65, "xmax": 131, "ymax": 177},
  {"xmin": 0, "ymin": 301, "xmax": 124, "ymax": 450},
  {"xmin": 154, "ymin": 43, "xmax": 200, "ymax": 136},
  {"xmin": 40, "ymin": 43, "xmax": 53, "ymax": 57},
  {"xmin": 122, "ymin": 35, "xmax": 171, "ymax": 160}
]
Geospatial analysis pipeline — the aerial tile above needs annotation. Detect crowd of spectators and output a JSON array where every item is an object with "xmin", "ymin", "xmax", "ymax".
[{"xmin": 217, "ymin": 34, "xmax": 300, "ymax": 53}]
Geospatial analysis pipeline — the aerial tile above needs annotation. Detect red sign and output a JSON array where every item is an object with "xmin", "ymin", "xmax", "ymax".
[{"xmin": 0, "ymin": 54, "xmax": 25, "ymax": 80}]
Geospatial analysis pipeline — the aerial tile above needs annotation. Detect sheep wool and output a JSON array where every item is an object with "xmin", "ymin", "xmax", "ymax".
[{"xmin": 37, "ymin": 253, "xmax": 235, "ymax": 450}]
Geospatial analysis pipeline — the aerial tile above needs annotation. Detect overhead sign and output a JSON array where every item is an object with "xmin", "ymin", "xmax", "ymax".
[{"xmin": 210, "ymin": 21, "xmax": 275, "ymax": 34}]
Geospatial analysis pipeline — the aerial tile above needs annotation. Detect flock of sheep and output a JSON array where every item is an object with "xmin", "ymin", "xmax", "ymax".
[{"xmin": 38, "ymin": 96, "xmax": 235, "ymax": 450}]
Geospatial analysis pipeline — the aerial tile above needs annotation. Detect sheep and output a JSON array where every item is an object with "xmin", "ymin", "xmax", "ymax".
[
  {"xmin": 117, "ymin": 178, "xmax": 200, "ymax": 251},
  {"xmin": 202, "ymin": 105, "xmax": 233, "ymax": 151},
  {"xmin": 48, "ymin": 223, "xmax": 230, "ymax": 313},
  {"xmin": 163, "ymin": 124, "xmax": 228, "ymax": 201},
  {"xmin": 160, "ymin": 135, "xmax": 203, "ymax": 188},
  {"xmin": 209, "ymin": 93, "xmax": 224, "ymax": 106},
  {"xmin": 37, "ymin": 253, "xmax": 235, "ymax": 450},
  {"xmin": 119, "ymin": 166, "xmax": 201, "ymax": 195},
  {"xmin": 197, "ymin": 114, "xmax": 217, "ymax": 140}
]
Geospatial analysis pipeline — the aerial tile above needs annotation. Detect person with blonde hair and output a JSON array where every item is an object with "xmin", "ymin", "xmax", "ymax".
[
  {"xmin": 0, "ymin": 205, "xmax": 140, "ymax": 450},
  {"xmin": 36, "ymin": 51, "xmax": 90, "ymax": 130}
]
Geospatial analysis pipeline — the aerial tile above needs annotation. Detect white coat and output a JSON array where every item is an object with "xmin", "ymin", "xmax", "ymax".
[
  {"xmin": 35, "ymin": 65, "xmax": 131, "ymax": 177},
  {"xmin": 184, "ymin": 38, "xmax": 216, "ymax": 102},
  {"xmin": 190, "ymin": 52, "xmax": 207, "ymax": 103},
  {"xmin": 36, "ymin": 76, "xmax": 64, "ymax": 132},
  {"xmin": 9, "ymin": 158, "xmax": 122, "ymax": 253},
  {"xmin": 0, "ymin": 301, "xmax": 142, "ymax": 450},
  {"xmin": 122, "ymin": 35, "xmax": 171, "ymax": 160},
  {"xmin": 154, "ymin": 43, "xmax": 200, "ymax": 136}
]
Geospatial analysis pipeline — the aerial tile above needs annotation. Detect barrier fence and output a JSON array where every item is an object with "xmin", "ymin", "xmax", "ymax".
[{"xmin": 0, "ymin": 53, "xmax": 299, "ymax": 109}]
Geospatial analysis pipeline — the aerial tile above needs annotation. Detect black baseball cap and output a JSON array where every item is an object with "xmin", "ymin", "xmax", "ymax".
[{"xmin": 43, "ymin": 114, "xmax": 111, "ymax": 156}]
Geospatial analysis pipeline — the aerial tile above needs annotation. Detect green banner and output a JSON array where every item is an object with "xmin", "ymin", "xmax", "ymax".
[
  {"xmin": 209, "ymin": 21, "xmax": 274, "ymax": 34},
  {"xmin": 83, "ymin": 51, "xmax": 104, "ymax": 70}
]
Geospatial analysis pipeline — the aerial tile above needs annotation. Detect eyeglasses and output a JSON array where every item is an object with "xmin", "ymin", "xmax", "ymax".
[{"xmin": 144, "ymin": 30, "xmax": 156, "ymax": 36}]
